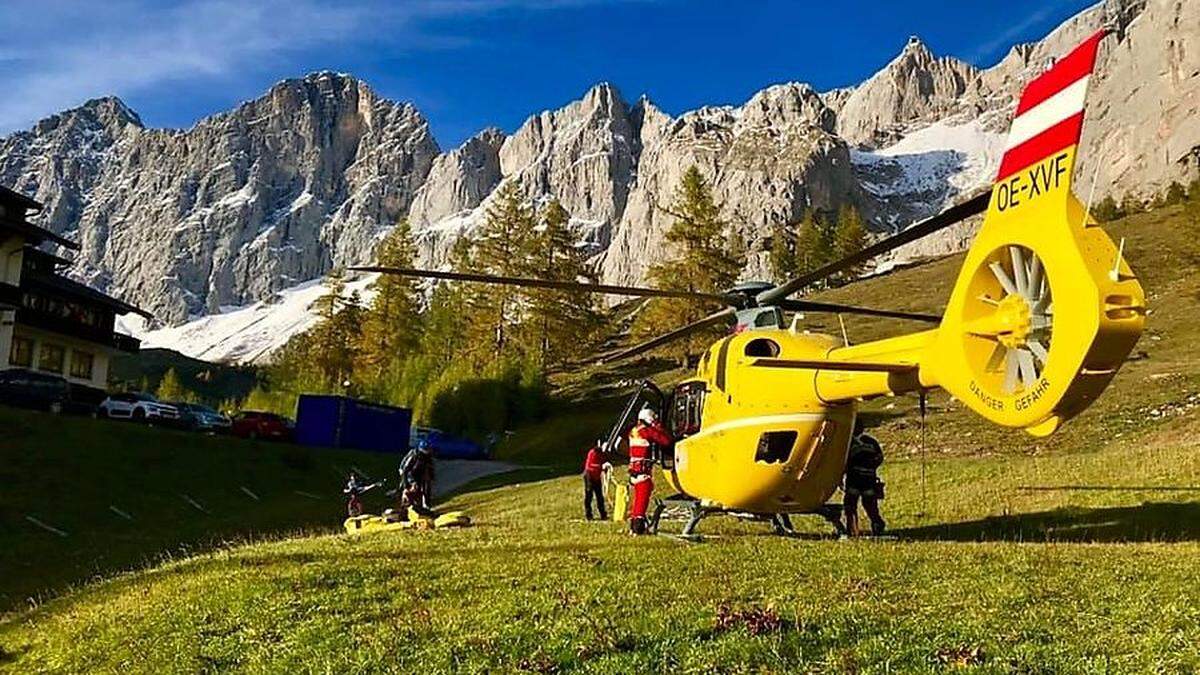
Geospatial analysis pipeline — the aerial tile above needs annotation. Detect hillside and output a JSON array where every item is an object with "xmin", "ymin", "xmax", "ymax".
[{"xmin": 1, "ymin": 205, "xmax": 1196, "ymax": 670}]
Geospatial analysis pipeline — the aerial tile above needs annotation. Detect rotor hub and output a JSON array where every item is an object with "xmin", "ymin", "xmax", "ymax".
[{"xmin": 995, "ymin": 294, "xmax": 1033, "ymax": 349}]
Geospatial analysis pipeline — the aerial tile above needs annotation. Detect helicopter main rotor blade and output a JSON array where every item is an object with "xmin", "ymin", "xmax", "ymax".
[
  {"xmin": 599, "ymin": 307, "xmax": 737, "ymax": 364},
  {"xmin": 755, "ymin": 189, "xmax": 992, "ymax": 306},
  {"xmin": 351, "ymin": 266, "xmax": 739, "ymax": 303},
  {"xmin": 776, "ymin": 299, "xmax": 941, "ymax": 323}
]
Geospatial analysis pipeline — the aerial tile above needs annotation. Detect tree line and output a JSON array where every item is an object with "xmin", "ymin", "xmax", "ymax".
[{"xmin": 141, "ymin": 166, "xmax": 941, "ymax": 436}]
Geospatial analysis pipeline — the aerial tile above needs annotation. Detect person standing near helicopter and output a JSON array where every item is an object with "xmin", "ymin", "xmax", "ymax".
[
  {"xmin": 582, "ymin": 438, "xmax": 610, "ymax": 520},
  {"xmin": 843, "ymin": 419, "xmax": 886, "ymax": 537},
  {"xmin": 628, "ymin": 406, "xmax": 672, "ymax": 535}
]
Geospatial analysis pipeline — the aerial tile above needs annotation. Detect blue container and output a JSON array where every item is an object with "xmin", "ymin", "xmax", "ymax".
[{"xmin": 295, "ymin": 395, "xmax": 411, "ymax": 453}]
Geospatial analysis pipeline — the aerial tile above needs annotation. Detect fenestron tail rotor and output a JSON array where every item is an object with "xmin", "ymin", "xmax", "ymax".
[{"xmin": 974, "ymin": 245, "xmax": 1054, "ymax": 394}]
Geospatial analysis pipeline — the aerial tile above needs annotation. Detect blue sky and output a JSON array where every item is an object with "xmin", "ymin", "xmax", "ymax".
[{"xmin": 0, "ymin": 0, "xmax": 1096, "ymax": 148}]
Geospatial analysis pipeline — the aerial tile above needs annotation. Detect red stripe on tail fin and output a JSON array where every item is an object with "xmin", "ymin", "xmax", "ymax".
[
  {"xmin": 1014, "ymin": 29, "xmax": 1106, "ymax": 116},
  {"xmin": 996, "ymin": 112, "xmax": 1084, "ymax": 181}
]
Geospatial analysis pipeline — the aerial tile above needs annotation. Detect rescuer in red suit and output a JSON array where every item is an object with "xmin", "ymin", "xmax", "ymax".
[
  {"xmin": 582, "ymin": 439, "xmax": 609, "ymax": 520},
  {"xmin": 627, "ymin": 406, "xmax": 672, "ymax": 535}
]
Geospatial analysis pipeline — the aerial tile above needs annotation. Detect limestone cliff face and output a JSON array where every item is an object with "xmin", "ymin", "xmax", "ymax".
[
  {"xmin": 0, "ymin": 73, "xmax": 439, "ymax": 324},
  {"xmin": 0, "ymin": 0, "xmax": 1195, "ymax": 341},
  {"xmin": 835, "ymin": 37, "xmax": 982, "ymax": 148}
]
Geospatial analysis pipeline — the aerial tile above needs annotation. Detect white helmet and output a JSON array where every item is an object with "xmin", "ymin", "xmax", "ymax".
[{"xmin": 637, "ymin": 407, "xmax": 657, "ymax": 425}]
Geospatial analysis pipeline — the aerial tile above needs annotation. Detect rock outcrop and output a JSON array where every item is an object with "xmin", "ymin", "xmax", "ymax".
[{"xmin": 0, "ymin": 72, "xmax": 439, "ymax": 324}]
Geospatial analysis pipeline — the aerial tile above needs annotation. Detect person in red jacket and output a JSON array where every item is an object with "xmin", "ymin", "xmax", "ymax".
[
  {"xmin": 582, "ymin": 438, "xmax": 609, "ymax": 520},
  {"xmin": 627, "ymin": 406, "xmax": 672, "ymax": 535}
]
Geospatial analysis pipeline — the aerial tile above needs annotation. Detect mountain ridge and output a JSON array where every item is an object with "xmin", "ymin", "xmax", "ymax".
[{"xmin": 3, "ymin": 0, "xmax": 1197, "ymax": 363}]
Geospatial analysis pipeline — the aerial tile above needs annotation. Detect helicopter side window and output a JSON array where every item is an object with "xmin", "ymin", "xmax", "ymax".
[
  {"xmin": 670, "ymin": 381, "xmax": 706, "ymax": 439},
  {"xmin": 744, "ymin": 338, "xmax": 780, "ymax": 357},
  {"xmin": 755, "ymin": 431, "xmax": 798, "ymax": 464}
]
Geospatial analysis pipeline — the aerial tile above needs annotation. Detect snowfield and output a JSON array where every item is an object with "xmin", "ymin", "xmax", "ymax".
[{"xmin": 118, "ymin": 274, "xmax": 378, "ymax": 365}]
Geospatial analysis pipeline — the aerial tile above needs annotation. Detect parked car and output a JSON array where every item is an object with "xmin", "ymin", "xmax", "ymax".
[
  {"xmin": 231, "ymin": 410, "xmax": 294, "ymax": 441},
  {"xmin": 412, "ymin": 426, "xmax": 489, "ymax": 459},
  {"xmin": 0, "ymin": 369, "xmax": 89, "ymax": 414},
  {"xmin": 99, "ymin": 392, "xmax": 180, "ymax": 423},
  {"xmin": 173, "ymin": 402, "xmax": 232, "ymax": 433}
]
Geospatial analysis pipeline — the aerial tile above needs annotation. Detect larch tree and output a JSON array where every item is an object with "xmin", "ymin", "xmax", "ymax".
[
  {"xmin": 155, "ymin": 367, "xmax": 191, "ymax": 402},
  {"xmin": 768, "ymin": 220, "xmax": 799, "ymax": 284},
  {"xmin": 832, "ymin": 204, "xmax": 869, "ymax": 282},
  {"xmin": 637, "ymin": 165, "xmax": 743, "ymax": 363},
  {"xmin": 358, "ymin": 220, "xmax": 422, "ymax": 379},
  {"xmin": 523, "ymin": 198, "xmax": 603, "ymax": 367},
  {"xmin": 467, "ymin": 180, "xmax": 538, "ymax": 360},
  {"xmin": 794, "ymin": 211, "xmax": 832, "ymax": 277}
]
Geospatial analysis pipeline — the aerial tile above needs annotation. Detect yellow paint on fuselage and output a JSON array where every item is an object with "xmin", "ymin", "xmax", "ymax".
[{"xmin": 665, "ymin": 330, "xmax": 856, "ymax": 513}]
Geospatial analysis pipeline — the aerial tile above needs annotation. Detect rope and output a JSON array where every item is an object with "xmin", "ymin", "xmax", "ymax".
[{"xmin": 918, "ymin": 391, "xmax": 928, "ymax": 518}]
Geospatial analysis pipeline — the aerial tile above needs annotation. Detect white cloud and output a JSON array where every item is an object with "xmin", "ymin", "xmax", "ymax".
[
  {"xmin": 0, "ymin": 0, "xmax": 634, "ymax": 132},
  {"xmin": 966, "ymin": 4, "xmax": 1062, "ymax": 65}
]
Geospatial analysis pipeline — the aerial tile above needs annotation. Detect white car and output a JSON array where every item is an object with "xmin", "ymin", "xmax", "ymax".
[{"xmin": 99, "ymin": 392, "xmax": 180, "ymax": 423}]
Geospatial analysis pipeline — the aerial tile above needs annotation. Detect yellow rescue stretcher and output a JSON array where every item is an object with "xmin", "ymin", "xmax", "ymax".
[{"xmin": 344, "ymin": 507, "xmax": 471, "ymax": 534}]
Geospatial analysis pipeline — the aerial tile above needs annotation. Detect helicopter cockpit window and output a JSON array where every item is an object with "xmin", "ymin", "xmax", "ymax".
[
  {"xmin": 744, "ymin": 338, "xmax": 781, "ymax": 358},
  {"xmin": 670, "ymin": 381, "xmax": 706, "ymax": 439}
]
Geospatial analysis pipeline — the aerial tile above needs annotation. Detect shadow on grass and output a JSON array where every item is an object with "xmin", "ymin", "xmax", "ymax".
[{"xmin": 899, "ymin": 501, "xmax": 1200, "ymax": 543}]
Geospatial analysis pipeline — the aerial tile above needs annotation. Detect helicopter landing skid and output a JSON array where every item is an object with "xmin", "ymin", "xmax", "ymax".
[{"xmin": 650, "ymin": 495, "xmax": 846, "ymax": 539}]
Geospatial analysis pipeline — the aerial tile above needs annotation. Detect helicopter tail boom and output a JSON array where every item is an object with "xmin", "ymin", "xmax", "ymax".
[{"xmin": 814, "ymin": 30, "xmax": 1145, "ymax": 436}]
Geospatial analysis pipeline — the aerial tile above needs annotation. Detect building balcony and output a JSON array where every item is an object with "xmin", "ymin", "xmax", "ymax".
[{"xmin": 14, "ymin": 307, "xmax": 140, "ymax": 353}]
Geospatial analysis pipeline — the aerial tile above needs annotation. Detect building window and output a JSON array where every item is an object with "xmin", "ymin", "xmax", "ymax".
[
  {"xmin": 70, "ymin": 350, "xmax": 94, "ymax": 380},
  {"xmin": 38, "ymin": 343, "xmax": 65, "ymax": 374},
  {"xmin": 8, "ymin": 336, "xmax": 33, "ymax": 367}
]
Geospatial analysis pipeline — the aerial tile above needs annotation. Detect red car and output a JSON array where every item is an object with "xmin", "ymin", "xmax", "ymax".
[{"xmin": 230, "ymin": 410, "xmax": 294, "ymax": 441}]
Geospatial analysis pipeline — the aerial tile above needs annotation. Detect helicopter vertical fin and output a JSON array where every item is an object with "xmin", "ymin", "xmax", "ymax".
[
  {"xmin": 916, "ymin": 28, "xmax": 1145, "ymax": 436},
  {"xmin": 815, "ymin": 30, "xmax": 1145, "ymax": 437}
]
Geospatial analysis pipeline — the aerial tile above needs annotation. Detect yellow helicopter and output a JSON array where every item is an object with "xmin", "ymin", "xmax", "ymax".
[{"xmin": 356, "ymin": 29, "xmax": 1145, "ymax": 536}]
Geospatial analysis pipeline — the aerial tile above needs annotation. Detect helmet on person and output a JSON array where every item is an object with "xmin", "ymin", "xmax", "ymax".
[
  {"xmin": 637, "ymin": 407, "xmax": 657, "ymax": 425},
  {"xmin": 416, "ymin": 437, "xmax": 432, "ymax": 454}
]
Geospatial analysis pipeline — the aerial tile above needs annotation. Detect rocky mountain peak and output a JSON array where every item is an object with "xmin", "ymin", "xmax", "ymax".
[{"xmin": 835, "ymin": 36, "xmax": 979, "ymax": 148}]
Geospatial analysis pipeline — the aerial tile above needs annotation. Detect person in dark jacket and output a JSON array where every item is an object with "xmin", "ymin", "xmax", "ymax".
[
  {"xmin": 398, "ymin": 439, "xmax": 435, "ymax": 517},
  {"xmin": 582, "ymin": 439, "xmax": 609, "ymax": 520},
  {"xmin": 843, "ymin": 419, "xmax": 885, "ymax": 536}
]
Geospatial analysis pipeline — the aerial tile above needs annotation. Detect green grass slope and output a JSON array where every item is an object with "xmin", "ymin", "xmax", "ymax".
[
  {"xmin": 3, "ymin": 422, "xmax": 1199, "ymax": 672},
  {"xmin": 0, "ymin": 411, "xmax": 399, "ymax": 612},
  {"xmin": 2, "ymin": 205, "xmax": 1200, "ymax": 671}
]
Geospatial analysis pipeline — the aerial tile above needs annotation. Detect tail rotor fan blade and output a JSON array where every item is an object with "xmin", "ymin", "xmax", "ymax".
[
  {"xmin": 1010, "ymin": 246, "xmax": 1029, "ymax": 297},
  {"xmin": 1004, "ymin": 350, "xmax": 1019, "ymax": 394}
]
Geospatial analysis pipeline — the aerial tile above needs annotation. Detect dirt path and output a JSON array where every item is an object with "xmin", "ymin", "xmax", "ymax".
[{"xmin": 433, "ymin": 459, "xmax": 521, "ymax": 496}]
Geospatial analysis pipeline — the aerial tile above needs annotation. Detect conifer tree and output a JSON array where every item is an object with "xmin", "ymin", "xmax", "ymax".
[
  {"xmin": 768, "ymin": 221, "xmax": 799, "ymax": 285},
  {"xmin": 794, "ymin": 211, "xmax": 831, "ymax": 276},
  {"xmin": 468, "ymin": 181, "xmax": 538, "ymax": 359},
  {"xmin": 359, "ymin": 220, "xmax": 422, "ymax": 379},
  {"xmin": 309, "ymin": 270, "xmax": 361, "ymax": 390},
  {"xmin": 638, "ymin": 166, "xmax": 743, "ymax": 362},
  {"xmin": 832, "ymin": 205, "xmax": 869, "ymax": 282},
  {"xmin": 1092, "ymin": 195, "xmax": 1122, "ymax": 222},
  {"xmin": 523, "ymin": 198, "xmax": 603, "ymax": 367},
  {"xmin": 155, "ymin": 367, "xmax": 190, "ymax": 402},
  {"xmin": 1163, "ymin": 181, "xmax": 1187, "ymax": 206}
]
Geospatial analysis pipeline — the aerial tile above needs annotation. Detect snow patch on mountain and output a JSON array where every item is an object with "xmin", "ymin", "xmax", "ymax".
[
  {"xmin": 851, "ymin": 118, "xmax": 1006, "ymax": 229},
  {"xmin": 117, "ymin": 274, "xmax": 377, "ymax": 365}
]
